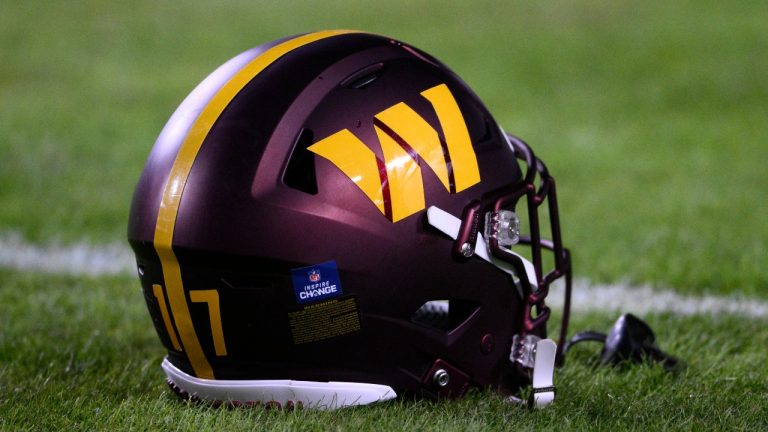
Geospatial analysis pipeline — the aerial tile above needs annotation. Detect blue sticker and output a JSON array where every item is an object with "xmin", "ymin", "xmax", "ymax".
[{"xmin": 291, "ymin": 261, "xmax": 343, "ymax": 304}]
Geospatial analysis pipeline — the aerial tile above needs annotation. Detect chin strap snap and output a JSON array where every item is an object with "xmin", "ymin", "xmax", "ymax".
[
  {"xmin": 531, "ymin": 339, "xmax": 557, "ymax": 407},
  {"xmin": 511, "ymin": 335, "xmax": 557, "ymax": 408}
]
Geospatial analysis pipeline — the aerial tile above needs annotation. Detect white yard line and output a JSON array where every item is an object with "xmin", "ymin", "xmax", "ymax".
[
  {"xmin": 0, "ymin": 232, "xmax": 135, "ymax": 277},
  {"xmin": 1, "ymin": 232, "xmax": 766, "ymax": 318},
  {"xmin": 547, "ymin": 280, "xmax": 768, "ymax": 319}
]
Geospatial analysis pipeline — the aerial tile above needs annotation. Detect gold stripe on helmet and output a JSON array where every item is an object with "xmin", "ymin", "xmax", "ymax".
[{"xmin": 154, "ymin": 30, "xmax": 357, "ymax": 379}]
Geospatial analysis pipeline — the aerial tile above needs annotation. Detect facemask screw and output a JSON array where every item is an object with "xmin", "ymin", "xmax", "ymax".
[
  {"xmin": 433, "ymin": 369, "xmax": 450, "ymax": 387},
  {"xmin": 460, "ymin": 242, "xmax": 473, "ymax": 257}
]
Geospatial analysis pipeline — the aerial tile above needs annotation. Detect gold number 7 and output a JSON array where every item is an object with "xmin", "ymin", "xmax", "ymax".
[
  {"xmin": 152, "ymin": 285, "xmax": 227, "ymax": 357},
  {"xmin": 189, "ymin": 289, "xmax": 227, "ymax": 356}
]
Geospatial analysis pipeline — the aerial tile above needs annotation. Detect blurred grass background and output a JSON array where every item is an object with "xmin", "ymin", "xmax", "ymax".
[{"xmin": 2, "ymin": 0, "xmax": 765, "ymax": 296}]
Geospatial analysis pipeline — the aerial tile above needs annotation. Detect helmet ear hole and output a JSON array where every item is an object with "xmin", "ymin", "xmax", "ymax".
[
  {"xmin": 411, "ymin": 300, "xmax": 480, "ymax": 333},
  {"xmin": 283, "ymin": 128, "xmax": 318, "ymax": 195}
]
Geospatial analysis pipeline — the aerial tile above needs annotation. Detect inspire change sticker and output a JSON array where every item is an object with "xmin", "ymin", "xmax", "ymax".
[{"xmin": 291, "ymin": 261, "xmax": 343, "ymax": 304}]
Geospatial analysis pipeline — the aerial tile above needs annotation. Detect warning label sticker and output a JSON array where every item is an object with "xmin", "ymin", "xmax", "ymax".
[{"xmin": 287, "ymin": 297, "xmax": 361, "ymax": 344}]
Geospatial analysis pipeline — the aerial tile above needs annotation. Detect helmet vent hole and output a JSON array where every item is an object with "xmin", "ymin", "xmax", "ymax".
[
  {"xmin": 411, "ymin": 300, "xmax": 480, "ymax": 333},
  {"xmin": 283, "ymin": 128, "xmax": 318, "ymax": 195},
  {"xmin": 340, "ymin": 62, "xmax": 385, "ymax": 89}
]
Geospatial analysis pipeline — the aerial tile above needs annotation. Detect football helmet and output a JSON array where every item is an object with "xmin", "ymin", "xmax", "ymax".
[{"xmin": 128, "ymin": 30, "xmax": 572, "ymax": 409}]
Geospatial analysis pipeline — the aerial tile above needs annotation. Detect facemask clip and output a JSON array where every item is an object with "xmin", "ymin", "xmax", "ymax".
[{"xmin": 484, "ymin": 209, "xmax": 520, "ymax": 249}]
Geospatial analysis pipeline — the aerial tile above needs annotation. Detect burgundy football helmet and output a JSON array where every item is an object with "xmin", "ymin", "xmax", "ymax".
[{"xmin": 128, "ymin": 30, "xmax": 572, "ymax": 409}]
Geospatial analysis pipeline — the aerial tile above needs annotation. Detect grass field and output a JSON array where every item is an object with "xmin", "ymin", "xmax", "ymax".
[{"xmin": 1, "ymin": 0, "xmax": 766, "ymax": 430}]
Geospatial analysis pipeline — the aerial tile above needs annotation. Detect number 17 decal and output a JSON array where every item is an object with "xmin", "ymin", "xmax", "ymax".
[{"xmin": 152, "ymin": 285, "xmax": 227, "ymax": 356}]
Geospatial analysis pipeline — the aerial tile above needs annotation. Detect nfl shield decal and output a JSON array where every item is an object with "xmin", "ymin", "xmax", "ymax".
[{"xmin": 291, "ymin": 261, "xmax": 343, "ymax": 304}]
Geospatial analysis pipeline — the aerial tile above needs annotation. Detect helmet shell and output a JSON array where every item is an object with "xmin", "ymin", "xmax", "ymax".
[{"xmin": 129, "ymin": 31, "xmax": 532, "ymax": 398}]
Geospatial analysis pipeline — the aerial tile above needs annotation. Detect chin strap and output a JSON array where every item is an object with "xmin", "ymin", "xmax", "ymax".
[
  {"xmin": 427, "ymin": 205, "xmax": 557, "ymax": 408},
  {"xmin": 563, "ymin": 314, "xmax": 681, "ymax": 371}
]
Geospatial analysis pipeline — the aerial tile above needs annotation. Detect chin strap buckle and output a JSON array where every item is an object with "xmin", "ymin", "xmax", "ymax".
[{"xmin": 511, "ymin": 335, "xmax": 557, "ymax": 408}]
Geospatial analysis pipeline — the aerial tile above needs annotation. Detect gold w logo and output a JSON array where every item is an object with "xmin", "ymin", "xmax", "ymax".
[{"xmin": 308, "ymin": 84, "xmax": 481, "ymax": 222}]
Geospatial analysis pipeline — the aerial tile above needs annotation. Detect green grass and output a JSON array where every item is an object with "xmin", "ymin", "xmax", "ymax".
[
  {"xmin": 1, "ymin": 0, "xmax": 767, "ymax": 430},
  {"xmin": 1, "ymin": 270, "xmax": 765, "ymax": 430}
]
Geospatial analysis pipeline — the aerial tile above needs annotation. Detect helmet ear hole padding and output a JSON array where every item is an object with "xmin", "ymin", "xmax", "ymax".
[{"xmin": 410, "ymin": 300, "xmax": 480, "ymax": 333}]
